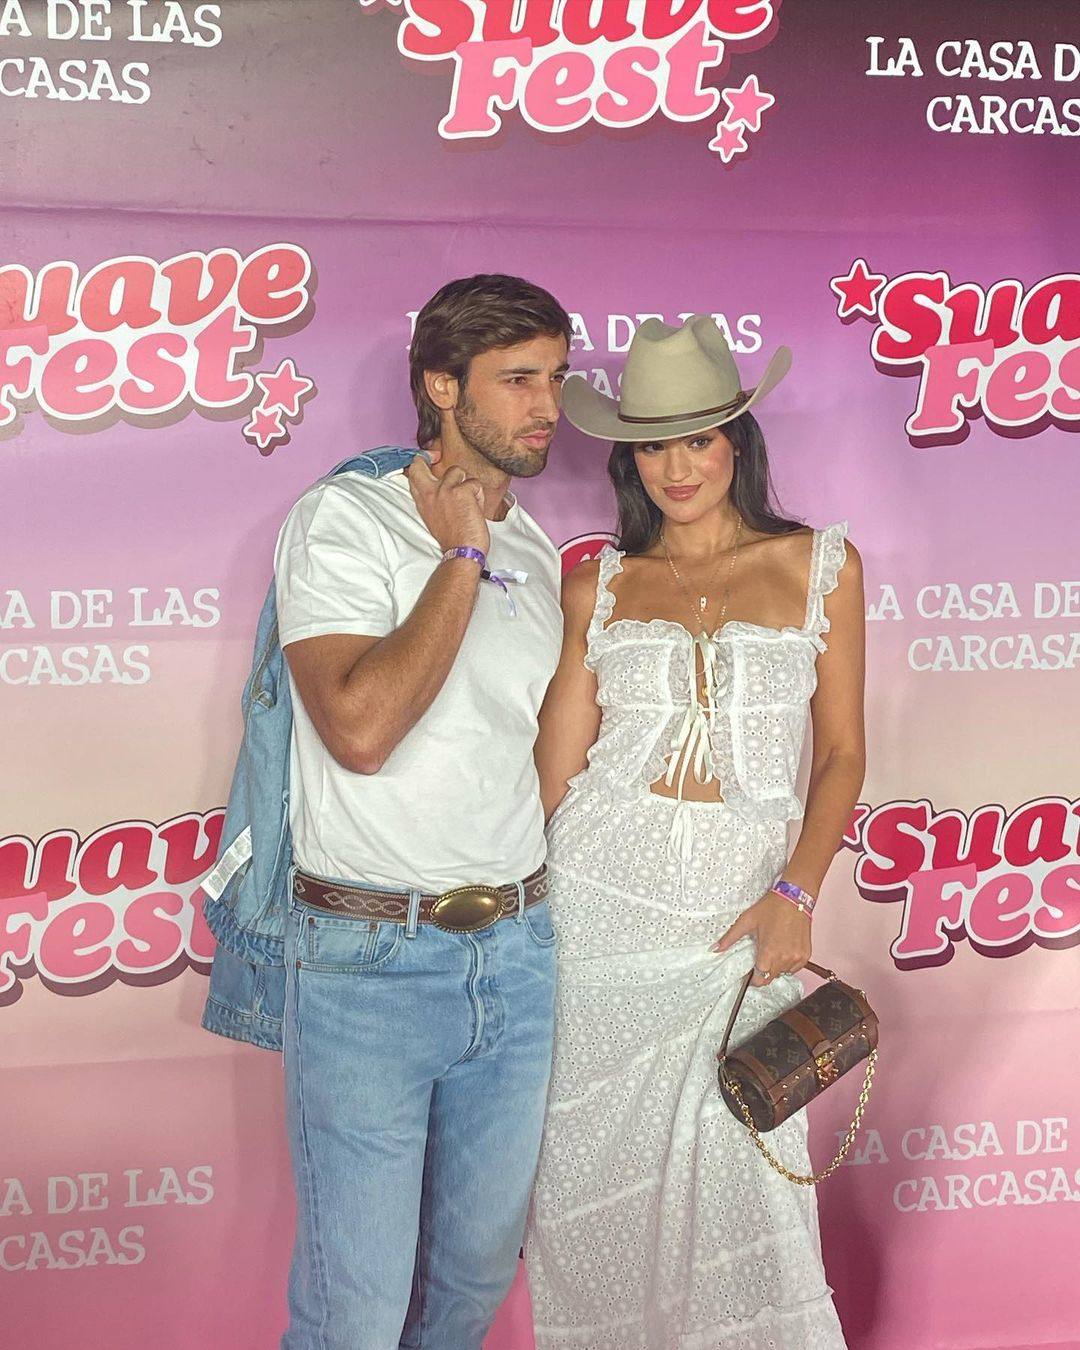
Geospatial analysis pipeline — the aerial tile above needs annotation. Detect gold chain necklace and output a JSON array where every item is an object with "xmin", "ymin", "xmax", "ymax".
[{"xmin": 661, "ymin": 518, "xmax": 743, "ymax": 638}]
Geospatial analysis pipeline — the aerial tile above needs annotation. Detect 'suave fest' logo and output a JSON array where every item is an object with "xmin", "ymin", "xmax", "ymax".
[
  {"xmin": 831, "ymin": 260, "xmax": 1080, "ymax": 446},
  {"xmin": 356, "ymin": 0, "xmax": 780, "ymax": 164},
  {"xmin": 0, "ymin": 244, "xmax": 316, "ymax": 454},
  {"xmin": 846, "ymin": 797, "xmax": 1080, "ymax": 969},
  {"xmin": 0, "ymin": 813, "xmax": 220, "ymax": 1005},
  {"xmin": 558, "ymin": 531, "xmax": 617, "ymax": 573}
]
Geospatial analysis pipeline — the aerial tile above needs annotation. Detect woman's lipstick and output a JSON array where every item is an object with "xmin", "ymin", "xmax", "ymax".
[{"xmin": 663, "ymin": 485, "xmax": 701, "ymax": 501}]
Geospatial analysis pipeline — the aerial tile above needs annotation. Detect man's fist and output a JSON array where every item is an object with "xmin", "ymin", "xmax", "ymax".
[{"xmin": 407, "ymin": 455, "xmax": 489, "ymax": 555}]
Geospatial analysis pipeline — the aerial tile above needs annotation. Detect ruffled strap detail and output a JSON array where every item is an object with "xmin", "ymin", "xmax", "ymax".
[
  {"xmin": 584, "ymin": 544, "xmax": 625, "ymax": 664},
  {"xmin": 803, "ymin": 521, "xmax": 849, "ymax": 651}
]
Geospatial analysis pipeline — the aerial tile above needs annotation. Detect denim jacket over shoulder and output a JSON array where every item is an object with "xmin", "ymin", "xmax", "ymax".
[{"xmin": 200, "ymin": 446, "xmax": 423, "ymax": 1051}]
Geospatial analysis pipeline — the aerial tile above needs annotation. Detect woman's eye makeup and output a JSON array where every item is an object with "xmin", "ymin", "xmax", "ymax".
[{"xmin": 635, "ymin": 434, "xmax": 718, "ymax": 455}]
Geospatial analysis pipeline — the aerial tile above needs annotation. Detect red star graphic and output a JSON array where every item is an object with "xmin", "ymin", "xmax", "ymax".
[
  {"xmin": 708, "ymin": 121, "xmax": 748, "ymax": 164},
  {"xmin": 243, "ymin": 405, "xmax": 287, "ymax": 451},
  {"xmin": 721, "ymin": 75, "xmax": 775, "ymax": 134},
  {"xmin": 256, "ymin": 359, "xmax": 314, "ymax": 419},
  {"xmin": 842, "ymin": 803, "xmax": 872, "ymax": 851},
  {"xmin": 830, "ymin": 259, "xmax": 888, "ymax": 320}
]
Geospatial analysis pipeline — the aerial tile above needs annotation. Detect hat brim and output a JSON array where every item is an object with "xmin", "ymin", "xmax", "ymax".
[{"xmin": 562, "ymin": 345, "xmax": 792, "ymax": 442}]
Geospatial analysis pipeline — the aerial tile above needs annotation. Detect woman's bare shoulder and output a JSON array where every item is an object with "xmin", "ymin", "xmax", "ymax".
[{"xmin": 741, "ymin": 524, "xmax": 814, "ymax": 575}]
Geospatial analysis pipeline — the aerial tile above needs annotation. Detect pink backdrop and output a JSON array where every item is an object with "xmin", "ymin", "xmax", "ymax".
[{"xmin": 3, "ymin": 3, "xmax": 1079, "ymax": 1346}]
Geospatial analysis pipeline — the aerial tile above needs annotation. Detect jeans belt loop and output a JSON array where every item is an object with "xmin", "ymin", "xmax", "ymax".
[
  {"xmin": 514, "ymin": 879, "xmax": 526, "ymax": 921},
  {"xmin": 405, "ymin": 889, "xmax": 421, "ymax": 939}
]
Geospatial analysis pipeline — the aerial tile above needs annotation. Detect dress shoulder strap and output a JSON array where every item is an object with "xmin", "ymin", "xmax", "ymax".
[
  {"xmin": 803, "ymin": 521, "xmax": 850, "ymax": 647},
  {"xmin": 587, "ymin": 544, "xmax": 625, "ymax": 647}
]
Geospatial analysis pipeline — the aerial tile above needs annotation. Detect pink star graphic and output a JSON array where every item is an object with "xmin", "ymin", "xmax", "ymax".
[
  {"xmin": 256, "ymin": 359, "xmax": 314, "ymax": 419},
  {"xmin": 708, "ymin": 121, "xmax": 748, "ymax": 164},
  {"xmin": 721, "ymin": 75, "xmax": 775, "ymax": 134},
  {"xmin": 830, "ymin": 259, "xmax": 888, "ymax": 320},
  {"xmin": 244, "ymin": 405, "xmax": 287, "ymax": 451}
]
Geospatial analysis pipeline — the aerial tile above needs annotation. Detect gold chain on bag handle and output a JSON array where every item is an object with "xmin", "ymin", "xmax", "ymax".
[{"xmin": 722, "ymin": 1048, "xmax": 878, "ymax": 1186}]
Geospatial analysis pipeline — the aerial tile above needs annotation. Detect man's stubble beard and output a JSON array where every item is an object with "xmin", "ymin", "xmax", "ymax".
[{"xmin": 452, "ymin": 389, "xmax": 550, "ymax": 479}]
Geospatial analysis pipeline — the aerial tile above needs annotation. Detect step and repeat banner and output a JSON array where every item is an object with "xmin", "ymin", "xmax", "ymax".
[{"xmin": 3, "ymin": 3, "xmax": 1079, "ymax": 1347}]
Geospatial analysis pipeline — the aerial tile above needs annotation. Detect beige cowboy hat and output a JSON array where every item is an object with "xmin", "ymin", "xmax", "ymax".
[{"xmin": 562, "ymin": 314, "xmax": 791, "ymax": 441}]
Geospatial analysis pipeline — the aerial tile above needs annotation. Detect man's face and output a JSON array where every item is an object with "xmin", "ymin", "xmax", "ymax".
[{"xmin": 450, "ymin": 334, "xmax": 569, "ymax": 478}]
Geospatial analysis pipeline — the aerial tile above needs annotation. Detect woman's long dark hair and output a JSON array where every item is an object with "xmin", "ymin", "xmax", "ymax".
[{"xmin": 608, "ymin": 408, "xmax": 802, "ymax": 554}]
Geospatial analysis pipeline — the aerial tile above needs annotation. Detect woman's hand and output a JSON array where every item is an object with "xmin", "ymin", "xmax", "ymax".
[{"xmin": 711, "ymin": 891, "xmax": 811, "ymax": 987}]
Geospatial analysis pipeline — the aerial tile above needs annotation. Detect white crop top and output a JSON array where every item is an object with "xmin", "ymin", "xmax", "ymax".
[{"xmin": 573, "ymin": 522, "xmax": 850, "ymax": 826}]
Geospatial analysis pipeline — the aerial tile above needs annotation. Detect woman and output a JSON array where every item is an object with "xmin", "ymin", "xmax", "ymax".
[{"xmin": 525, "ymin": 316, "xmax": 865, "ymax": 1348}]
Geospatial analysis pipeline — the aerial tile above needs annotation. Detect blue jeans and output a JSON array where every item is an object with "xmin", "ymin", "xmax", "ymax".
[{"xmin": 281, "ymin": 887, "xmax": 557, "ymax": 1350}]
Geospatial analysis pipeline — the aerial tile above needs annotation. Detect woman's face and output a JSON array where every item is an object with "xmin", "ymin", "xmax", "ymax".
[{"xmin": 632, "ymin": 426, "xmax": 736, "ymax": 525}]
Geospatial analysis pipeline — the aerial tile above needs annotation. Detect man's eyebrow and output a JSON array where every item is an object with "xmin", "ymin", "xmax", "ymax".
[{"xmin": 498, "ymin": 362, "xmax": 572, "ymax": 375}]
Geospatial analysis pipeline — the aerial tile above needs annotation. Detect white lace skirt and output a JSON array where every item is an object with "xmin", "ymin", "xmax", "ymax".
[{"xmin": 524, "ymin": 782, "xmax": 847, "ymax": 1349}]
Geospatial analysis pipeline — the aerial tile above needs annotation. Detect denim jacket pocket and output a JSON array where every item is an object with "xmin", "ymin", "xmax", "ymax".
[{"xmin": 293, "ymin": 905, "xmax": 405, "ymax": 974}]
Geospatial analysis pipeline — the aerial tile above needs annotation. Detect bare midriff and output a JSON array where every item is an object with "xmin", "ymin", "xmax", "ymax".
[
  {"xmin": 650, "ymin": 775, "xmax": 726, "ymax": 804},
  {"xmin": 652, "ymin": 632, "xmax": 727, "ymax": 804}
]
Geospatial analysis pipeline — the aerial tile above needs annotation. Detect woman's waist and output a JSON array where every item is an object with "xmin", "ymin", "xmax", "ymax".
[
  {"xmin": 570, "ymin": 739, "xmax": 805, "ymax": 818},
  {"xmin": 548, "ymin": 776, "xmax": 790, "ymax": 850}
]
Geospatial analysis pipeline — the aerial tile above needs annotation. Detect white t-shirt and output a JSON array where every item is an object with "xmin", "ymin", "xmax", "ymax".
[{"xmin": 274, "ymin": 466, "xmax": 563, "ymax": 893}]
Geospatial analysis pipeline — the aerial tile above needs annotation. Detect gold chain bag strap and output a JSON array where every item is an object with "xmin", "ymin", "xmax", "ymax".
[{"xmin": 717, "ymin": 961, "xmax": 879, "ymax": 1186}]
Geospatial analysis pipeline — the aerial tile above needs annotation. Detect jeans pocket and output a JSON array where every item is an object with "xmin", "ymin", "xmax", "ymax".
[
  {"xmin": 522, "ymin": 901, "xmax": 557, "ymax": 948},
  {"xmin": 294, "ymin": 906, "xmax": 404, "ymax": 973}
]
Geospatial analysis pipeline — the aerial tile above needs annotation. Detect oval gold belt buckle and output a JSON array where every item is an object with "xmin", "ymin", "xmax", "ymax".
[{"xmin": 430, "ymin": 885, "xmax": 504, "ymax": 933}]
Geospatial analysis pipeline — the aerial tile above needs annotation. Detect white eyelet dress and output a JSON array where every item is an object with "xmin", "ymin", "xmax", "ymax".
[{"xmin": 524, "ymin": 524, "xmax": 850, "ymax": 1350}]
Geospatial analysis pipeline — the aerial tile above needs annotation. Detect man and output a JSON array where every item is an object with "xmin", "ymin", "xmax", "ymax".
[{"xmin": 275, "ymin": 274, "xmax": 572, "ymax": 1348}]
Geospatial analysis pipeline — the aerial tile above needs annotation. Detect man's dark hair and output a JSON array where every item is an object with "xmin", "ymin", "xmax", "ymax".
[{"xmin": 409, "ymin": 274, "xmax": 572, "ymax": 448}]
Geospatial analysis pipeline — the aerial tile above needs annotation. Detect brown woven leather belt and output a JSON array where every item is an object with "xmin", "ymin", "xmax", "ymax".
[{"xmin": 292, "ymin": 865, "xmax": 549, "ymax": 934}]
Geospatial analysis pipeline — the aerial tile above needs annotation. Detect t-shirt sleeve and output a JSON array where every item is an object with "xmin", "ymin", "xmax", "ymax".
[{"xmin": 274, "ymin": 482, "xmax": 396, "ymax": 645}]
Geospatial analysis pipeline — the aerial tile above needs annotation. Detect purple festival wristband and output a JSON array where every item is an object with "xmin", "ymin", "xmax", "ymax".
[
  {"xmin": 771, "ymin": 877, "xmax": 817, "ymax": 916},
  {"xmin": 441, "ymin": 546, "xmax": 526, "ymax": 618},
  {"xmin": 441, "ymin": 545, "xmax": 487, "ymax": 570}
]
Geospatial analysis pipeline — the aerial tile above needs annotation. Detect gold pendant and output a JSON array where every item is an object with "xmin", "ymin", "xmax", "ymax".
[{"xmin": 699, "ymin": 596, "xmax": 707, "ymax": 611}]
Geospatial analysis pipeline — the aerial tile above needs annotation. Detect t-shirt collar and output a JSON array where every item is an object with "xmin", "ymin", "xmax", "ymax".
[{"xmin": 389, "ymin": 465, "xmax": 518, "ymax": 525}]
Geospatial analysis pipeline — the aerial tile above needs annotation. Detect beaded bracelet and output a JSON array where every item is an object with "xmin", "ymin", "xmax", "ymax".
[{"xmin": 771, "ymin": 878, "xmax": 816, "ymax": 916}]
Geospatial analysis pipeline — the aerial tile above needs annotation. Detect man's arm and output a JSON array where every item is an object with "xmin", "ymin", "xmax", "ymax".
[
  {"xmin": 285, "ymin": 557, "xmax": 481, "ymax": 774},
  {"xmin": 282, "ymin": 457, "xmax": 491, "ymax": 775}
]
